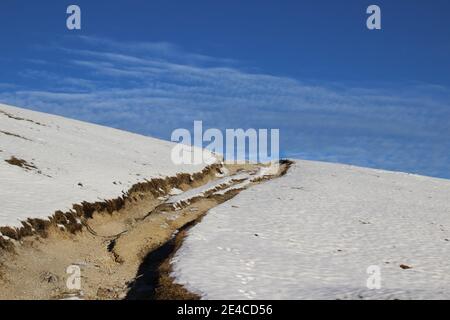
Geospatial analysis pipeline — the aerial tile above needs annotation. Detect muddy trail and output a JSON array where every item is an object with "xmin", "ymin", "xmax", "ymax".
[{"xmin": 0, "ymin": 161, "xmax": 291, "ymax": 300}]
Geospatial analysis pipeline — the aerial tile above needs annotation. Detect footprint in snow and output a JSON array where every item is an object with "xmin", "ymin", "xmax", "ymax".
[
  {"xmin": 236, "ymin": 274, "xmax": 255, "ymax": 285},
  {"xmin": 238, "ymin": 289, "xmax": 256, "ymax": 299},
  {"xmin": 239, "ymin": 259, "xmax": 255, "ymax": 271}
]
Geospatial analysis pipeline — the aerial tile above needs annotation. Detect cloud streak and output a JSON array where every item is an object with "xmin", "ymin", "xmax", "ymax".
[{"xmin": 1, "ymin": 35, "xmax": 449, "ymax": 178}]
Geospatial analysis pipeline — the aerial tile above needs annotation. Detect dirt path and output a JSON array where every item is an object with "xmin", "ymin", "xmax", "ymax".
[{"xmin": 0, "ymin": 161, "xmax": 290, "ymax": 300}]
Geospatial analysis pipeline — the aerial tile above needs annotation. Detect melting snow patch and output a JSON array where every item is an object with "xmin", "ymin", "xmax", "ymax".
[{"xmin": 169, "ymin": 188, "xmax": 184, "ymax": 196}]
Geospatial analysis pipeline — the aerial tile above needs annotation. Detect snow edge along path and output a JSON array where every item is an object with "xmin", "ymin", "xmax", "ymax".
[
  {"xmin": 0, "ymin": 103, "xmax": 218, "ymax": 229},
  {"xmin": 171, "ymin": 160, "xmax": 450, "ymax": 300}
]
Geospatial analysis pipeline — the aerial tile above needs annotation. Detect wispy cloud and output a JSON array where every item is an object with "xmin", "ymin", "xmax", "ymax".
[{"xmin": 1, "ymin": 35, "xmax": 449, "ymax": 178}]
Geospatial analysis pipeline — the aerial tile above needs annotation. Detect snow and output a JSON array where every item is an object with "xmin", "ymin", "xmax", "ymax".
[
  {"xmin": 0, "ymin": 103, "xmax": 217, "ymax": 228},
  {"xmin": 213, "ymin": 180, "xmax": 251, "ymax": 195},
  {"xmin": 172, "ymin": 160, "xmax": 450, "ymax": 299},
  {"xmin": 167, "ymin": 173, "xmax": 251, "ymax": 208},
  {"xmin": 169, "ymin": 188, "xmax": 184, "ymax": 196},
  {"xmin": 211, "ymin": 167, "xmax": 278, "ymax": 196}
]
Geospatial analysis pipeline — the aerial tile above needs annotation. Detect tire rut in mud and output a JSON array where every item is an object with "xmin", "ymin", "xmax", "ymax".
[
  {"xmin": 126, "ymin": 160, "xmax": 293, "ymax": 300},
  {"xmin": 0, "ymin": 161, "xmax": 292, "ymax": 300}
]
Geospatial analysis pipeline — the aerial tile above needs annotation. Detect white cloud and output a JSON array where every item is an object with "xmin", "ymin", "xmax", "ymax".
[{"xmin": 1, "ymin": 36, "xmax": 449, "ymax": 178}]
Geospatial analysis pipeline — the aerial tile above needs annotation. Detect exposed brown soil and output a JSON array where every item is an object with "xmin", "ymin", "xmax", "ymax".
[
  {"xmin": 128, "ymin": 161, "xmax": 292, "ymax": 300},
  {"xmin": 0, "ymin": 160, "xmax": 291, "ymax": 300},
  {"xmin": 125, "ymin": 190, "xmax": 243, "ymax": 300},
  {"xmin": 4, "ymin": 156, "xmax": 37, "ymax": 171},
  {"xmin": 0, "ymin": 163, "xmax": 222, "ymax": 243}
]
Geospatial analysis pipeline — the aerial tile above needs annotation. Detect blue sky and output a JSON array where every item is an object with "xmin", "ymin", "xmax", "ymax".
[{"xmin": 1, "ymin": 1, "xmax": 449, "ymax": 178}]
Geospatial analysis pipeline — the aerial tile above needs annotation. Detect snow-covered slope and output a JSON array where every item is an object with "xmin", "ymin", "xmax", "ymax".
[
  {"xmin": 172, "ymin": 160, "xmax": 450, "ymax": 299},
  {"xmin": 0, "ymin": 103, "xmax": 215, "ymax": 228}
]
